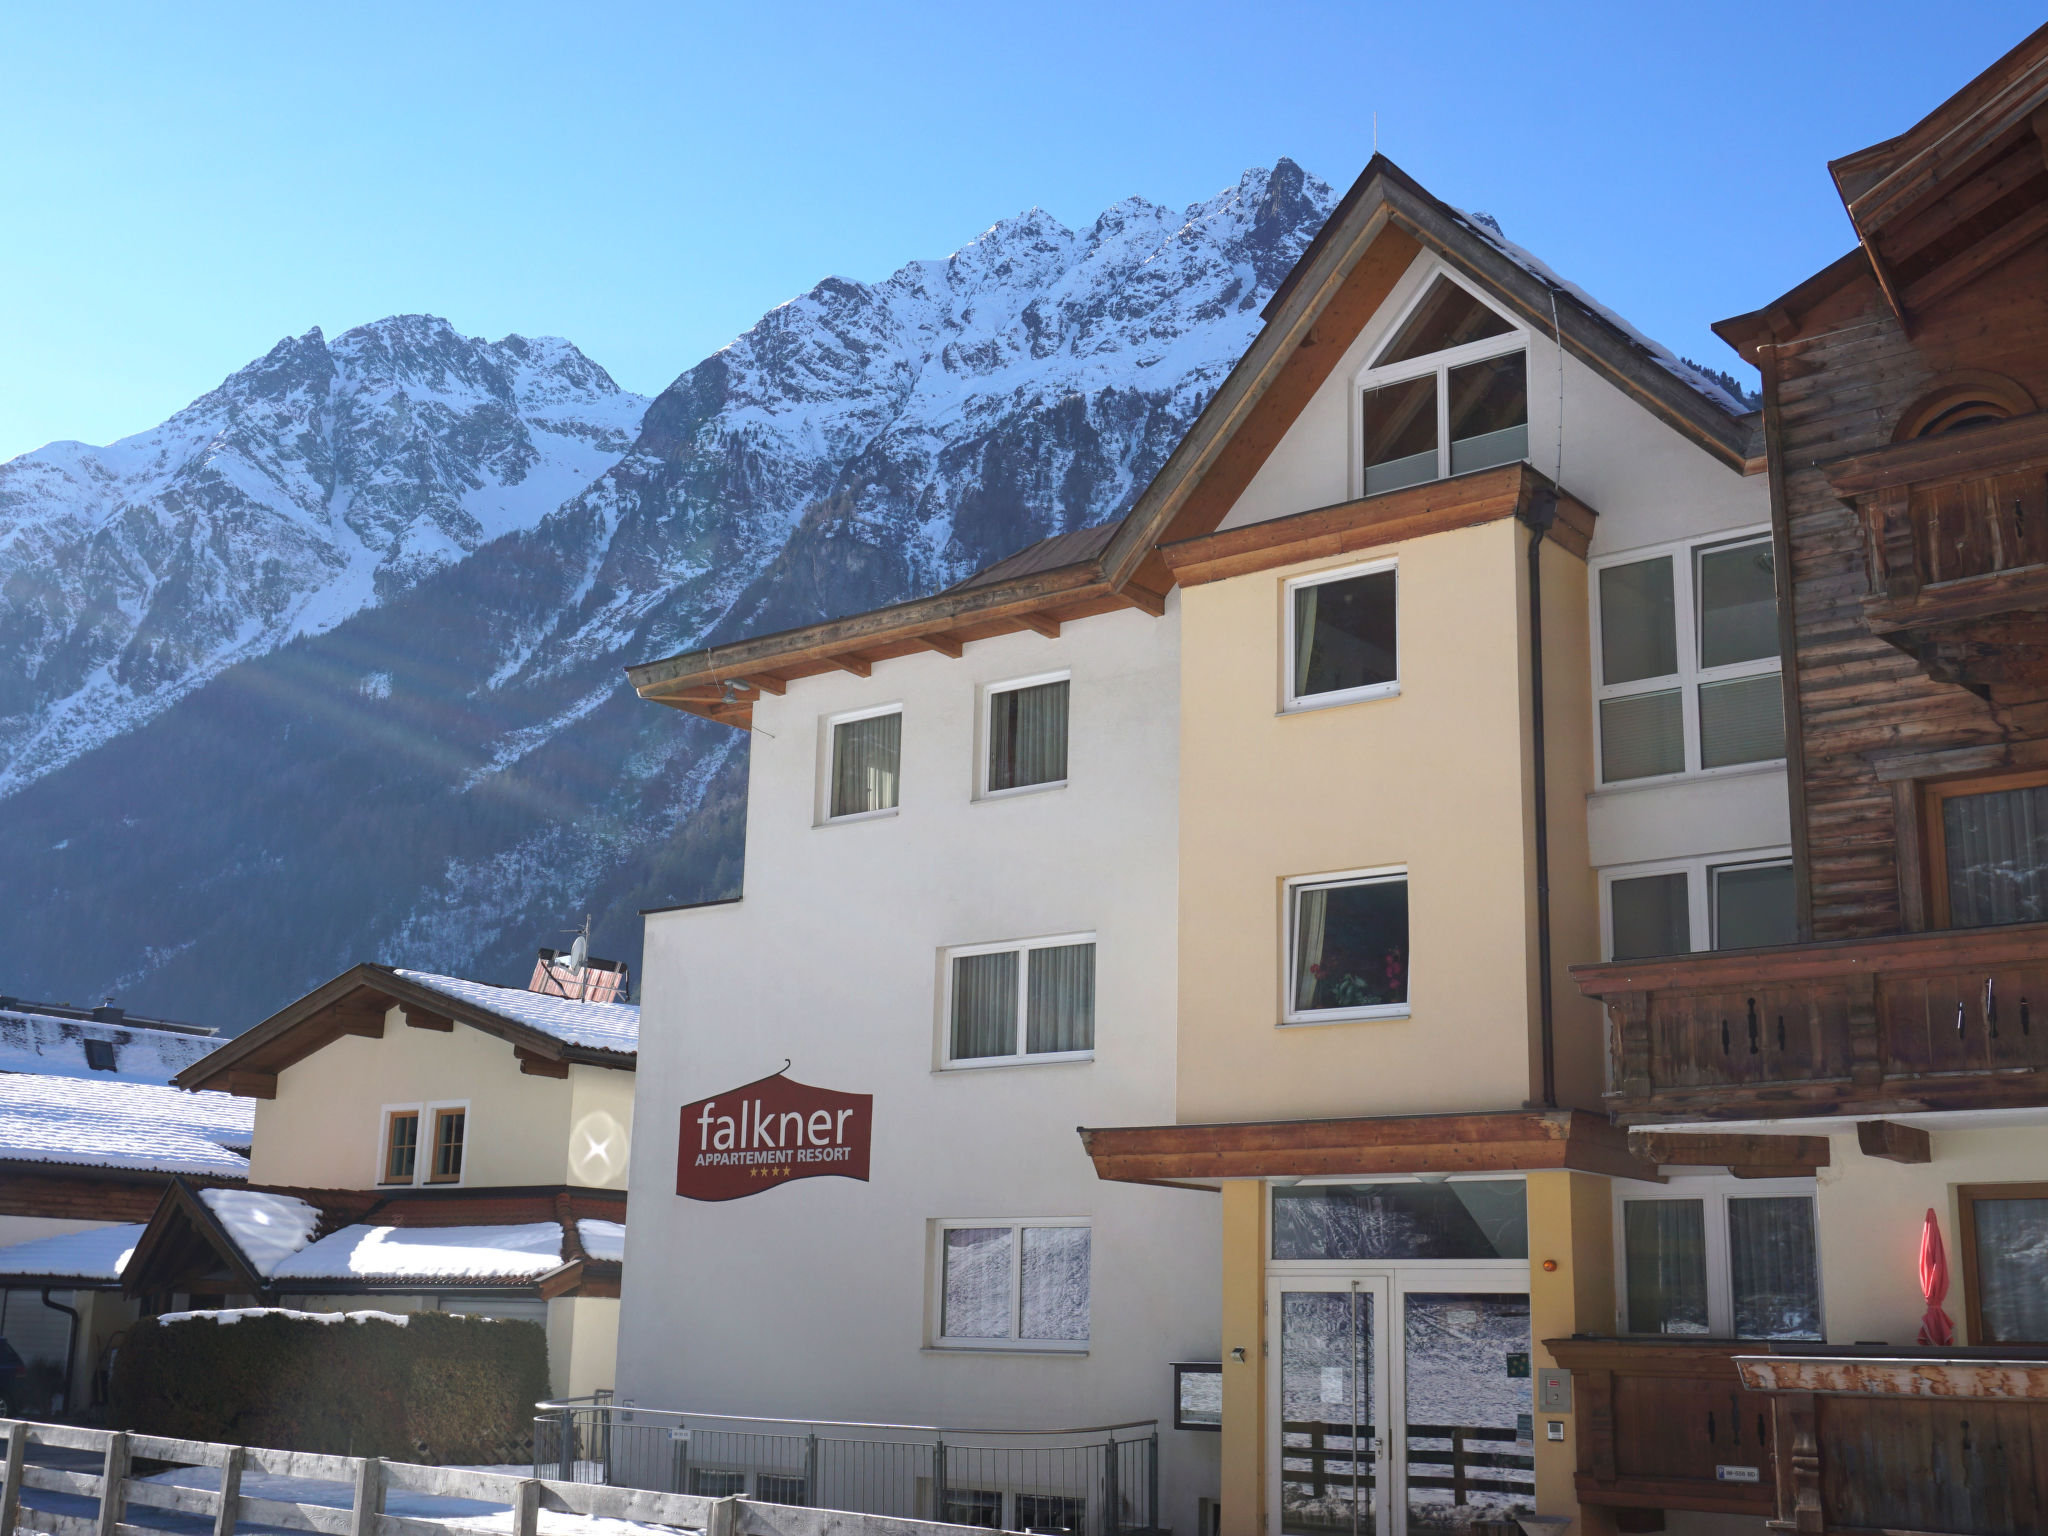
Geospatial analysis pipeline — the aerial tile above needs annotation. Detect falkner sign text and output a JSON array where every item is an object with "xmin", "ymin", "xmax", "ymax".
[{"xmin": 675, "ymin": 1070, "xmax": 873, "ymax": 1201}]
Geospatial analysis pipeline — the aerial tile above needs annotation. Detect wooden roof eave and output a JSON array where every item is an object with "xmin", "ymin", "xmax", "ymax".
[
  {"xmin": 1712, "ymin": 248, "xmax": 1876, "ymax": 361},
  {"xmin": 122, "ymin": 1177, "xmax": 271, "ymax": 1300},
  {"xmin": 1077, "ymin": 1108, "xmax": 1656, "ymax": 1184},
  {"xmin": 179, "ymin": 965, "xmax": 632, "ymax": 1095}
]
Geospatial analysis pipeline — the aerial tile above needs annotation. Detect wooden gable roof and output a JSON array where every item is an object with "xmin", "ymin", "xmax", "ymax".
[
  {"xmin": 176, "ymin": 963, "xmax": 634, "ymax": 1100},
  {"xmin": 628, "ymin": 155, "xmax": 1756, "ymax": 725}
]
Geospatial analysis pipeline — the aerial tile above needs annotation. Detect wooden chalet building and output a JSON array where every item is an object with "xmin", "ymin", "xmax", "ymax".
[{"xmin": 1566, "ymin": 25, "xmax": 2048, "ymax": 1536}]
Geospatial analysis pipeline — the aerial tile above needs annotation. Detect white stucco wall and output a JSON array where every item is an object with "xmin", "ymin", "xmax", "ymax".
[{"xmin": 621, "ymin": 607, "xmax": 1221, "ymax": 1532}]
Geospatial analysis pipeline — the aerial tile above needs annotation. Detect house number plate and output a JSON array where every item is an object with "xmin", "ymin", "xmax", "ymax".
[{"xmin": 1715, "ymin": 1465, "xmax": 1761, "ymax": 1483}]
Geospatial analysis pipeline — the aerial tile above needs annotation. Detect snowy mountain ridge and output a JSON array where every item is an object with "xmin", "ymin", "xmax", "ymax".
[{"xmin": 0, "ymin": 316, "xmax": 648, "ymax": 794}]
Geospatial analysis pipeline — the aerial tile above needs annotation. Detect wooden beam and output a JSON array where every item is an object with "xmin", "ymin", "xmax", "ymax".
[
  {"xmin": 403, "ymin": 1008, "xmax": 454, "ymax": 1032},
  {"xmin": 1013, "ymin": 613, "xmax": 1061, "ymax": 639},
  {"xmin": 225, "ymin": 1070, "xmax": 277, "ymax": 1100},
  {"xmin": 1628, "ymin": 1131, "xmax": 1832, "ymax": 1172},
  {"xmin": 1114, "ymin": 583, "xmax": 1169, "ymax": 618},
  {"xmin": 1856, "ymin": 1119, "xmax": 1933, "ymax": 1163},
  {"xmin": 739, "ymin": 674, "xmax": 786, "ymax": 696},
  {"xmin": 516, "ymin": 1048, "xmax": 570, "ymax": 1079},
  {"xmin": 913, "ymin": 633, "xmax": 964, "ymax": 658},
  {"xmin": 1901, "ymin": 198, "xmax": 2048, "ymax": 313},
  {"xmin": 828, "ymin": 654, "xmax": 873, "ymax": 678},
  {"xmin": 333, "ymin": 1011, "xmax": 385, "ymax": 1039}
]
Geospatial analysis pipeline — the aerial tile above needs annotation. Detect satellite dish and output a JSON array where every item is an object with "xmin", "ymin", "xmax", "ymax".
[{"xmin": 569, "ymin": 932, "xmax": 588, "ymax": 973}]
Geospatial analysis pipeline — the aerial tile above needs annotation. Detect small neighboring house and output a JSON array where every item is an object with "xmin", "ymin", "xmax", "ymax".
[
  {"xmin": 0, "ymin": 1065, "xmax": 253, "ymax": 1414},
  {"xmin": 112, "ymin": 961, "xmax": 638, "ymax": 1398}
]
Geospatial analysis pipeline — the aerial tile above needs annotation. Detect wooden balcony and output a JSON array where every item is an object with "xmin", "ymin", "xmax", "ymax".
[
  {"xmin": 1571, "ymin": 922, "xmax": 2048, "ymax": 1121},
  {"xmin": 1545, "ymin": 1337, "xmax": 1780, "ymax": 1522},
  {"xmin": 1737, "ymin": 1348, "xmax": 2048, "ymax": 1535},
  {"xmin": 1828, "ymin": 411, "xmax": 2048, "ymax": 711}
]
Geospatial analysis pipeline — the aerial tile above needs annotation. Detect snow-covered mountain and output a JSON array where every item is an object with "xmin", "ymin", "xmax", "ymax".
[
  {"xmin": 0, "ymin": 318, "xmax": 647, "ymax": 793},
  {"xmin": 0, "ymin": 162, "xmax": 1336, "ymax": 1027}
]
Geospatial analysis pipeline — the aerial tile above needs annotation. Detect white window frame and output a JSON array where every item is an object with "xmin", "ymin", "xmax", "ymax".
[
  {"xmin": 929, "ymin": 1216, "xmax": 1092, "ymax": 1352},
  {"xmin": 977, "ymin": 669, "xmax": 1071, "ymax": 800},
  {"xmin": 1590, "ymin": 527, "xmax": 1784, "ymax": 787},
  {"xmin": 1351, "ymin": 263, "xmax": 1528, "ymax": 498},
  {"xmin": 1282, "ymin": 865, "xmax": 1412, "ymax": 1025},
  {"xmin": 1611, "ymin": 1174, "xmax": 1823, "ymax": 1340},
  {"xmin": 816, "ymin": 702, "xmax": 904, "ymax": 825},
  {"xmin": 423, "ymin": 1097, "xmax": 471, "ymax": 1187},
  {"xmin": 1599, "ymin": 847, "xmax": 1794, "ymax": 959},
  {"xmin": 1281, "ymin": 559, "xmax": 1401, "ymax": 713},
  {"xmin": 938, "ymin": 932, "xmax": 1097, "ymax": 1069},
  {"xmin": 378, "ymin": 1101, "xmax": 425, "ymax": 1186}
]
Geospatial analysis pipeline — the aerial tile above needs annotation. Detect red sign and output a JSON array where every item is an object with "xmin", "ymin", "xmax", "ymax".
[{"xmin": 675, "ymin": 1071, "xmax": 873, "ymax": 1201}]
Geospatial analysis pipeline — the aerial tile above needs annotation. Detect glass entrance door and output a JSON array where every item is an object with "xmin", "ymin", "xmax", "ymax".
[{"xmin": 1270, "ymin": 1277, "xmax": 1391, "ymax": 1536}]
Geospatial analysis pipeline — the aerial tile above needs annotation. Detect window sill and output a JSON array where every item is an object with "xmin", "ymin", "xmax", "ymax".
[
  {"xmin": 1594, "ymin": 758, "xmax": 1788, "ymax": 795},
  {"xmin": 1280, "ymin": 1004, "xmax": 1412, "ymax": 1027},
  {"xmin": 938, "ymin": 1051, "xmax": 1094, "ymax": 1072},
  {"xmin": 924, "ymin": 1342, "xmax": 1090, "ymax": 1357},
  {"xmin": 976, "ymin": 779, "xmax": 1069, "ymax": 803},
  {"xmin": 817, "ymin": 807, "xmax": 900, "ymax": 827},
  {"xmin": 1281, "ymin": 683, "xmax": 1400, "ymax": 716}
]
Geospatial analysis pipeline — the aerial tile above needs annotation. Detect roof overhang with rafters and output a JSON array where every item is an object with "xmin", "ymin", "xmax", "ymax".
[
  {"xmin": 1717, "ymin": 23, "xmax": 2048, "ymax": 354},
  {"xmin": 628, "ymin": 154, "xmax": 1756, "ymax": 728},
  {"xmin": 176, "ymin": 963, "xmax": 635, "ymax": 1100}
]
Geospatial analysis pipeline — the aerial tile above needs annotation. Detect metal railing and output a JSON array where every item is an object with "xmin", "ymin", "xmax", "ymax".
[{"xmin": 536, "ymin": 1398, "xmax": 1159, "ymax": 1536}]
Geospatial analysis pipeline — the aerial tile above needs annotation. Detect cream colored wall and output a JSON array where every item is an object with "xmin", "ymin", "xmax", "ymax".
[
  {"xmin": 1177, "ymin": 517, "xmax": 1601, "ymax": 1122},
  {"xmin": 1527, "ymin": 1172, "xmax": 1616, "ymax": 1534},
  {"xmin": 1815, "ymin": 1119, "xmax": 2048, "ymax": 1345},
  {"xmin": 249, "ymin": 1014, "xmax": 632, "ymax": 1190},
  {"xmin": 547, "ymin": 1295, "xmax": 619, "ymax": 1398},
  {"xmin": 1217, "ymin": 1180, "xmax": 1264, "ymax": 1536}
]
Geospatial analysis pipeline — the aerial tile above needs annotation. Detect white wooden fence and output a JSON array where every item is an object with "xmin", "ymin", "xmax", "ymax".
[{"xmin": 0, "ymin": 1420, "xmax": 992, "ymax": 1536}]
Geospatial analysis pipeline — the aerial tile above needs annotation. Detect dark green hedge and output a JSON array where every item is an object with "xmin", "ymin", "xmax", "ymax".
[{"xmin": 109, "ymin": 1310, "xmax": 549, "ymax": 1463}]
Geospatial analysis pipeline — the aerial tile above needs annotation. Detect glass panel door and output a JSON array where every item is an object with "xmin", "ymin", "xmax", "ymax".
[
  {"xmin": 1272, "ymin": 1277, "xmax": 1390, "ymax": 1536},
  {"xmin": 1399, "ymin": 1292, "xmax": 1536, "ymax": 1535}
]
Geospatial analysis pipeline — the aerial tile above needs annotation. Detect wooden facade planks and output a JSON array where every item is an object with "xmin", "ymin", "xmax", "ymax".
[{"xmin": 1755, "ymin": 243, "xmax": 2048, "ymax": 941}]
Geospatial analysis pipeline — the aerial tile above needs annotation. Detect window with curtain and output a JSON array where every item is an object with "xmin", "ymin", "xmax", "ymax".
[
  {"xmin": 828, "ymin": 709, "xmax": 901, "ymax": 819},
  {"xmin": 1621, "ymin": 1186, "xmax": 1821, "ymax": 1340},
  {"xmin": 1360, "ymin": 275, "xmax": 1526, "ymax": 494},
  {"xmin": 1962, "ymin": 1186, "xmax": 2048, "ymax": 1343},
  {"xmin": 1605, "ymin": 854, "xmax": 1795, "ymax": 960},
  {"xmin": 1287, "ymin": 565, "xmax": 1397, "ymax": 709},
  {"xmin": 1595, "ymin": 534, "xmax": 1783, "ymax": 783},
  {"xmin": 1930, "ymin": 774, "xmax": 2048, "ymax": 929},
  {"xmin": 945, "ymin": 936, "xmax": 1095, "ymax": 1065},
  {"xmin": 986, "ymin": 677, "xmax": 1069, "ymax": 793},
  {"xmin": 1610, "ymin": 872, "xmax": 1690, "ymax": 961},
  {"xmin": 938, "ymin": 1220, "xmax": 1090, "ymax": 1347},
  {"xmin": 1287, "ymin": 871, "xmax": 1409, "ymax": 1021}
]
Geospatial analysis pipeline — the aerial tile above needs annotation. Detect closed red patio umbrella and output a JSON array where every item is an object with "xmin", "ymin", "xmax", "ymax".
[{"xmin": 1918, "ymin": 1207, "xmax": 1954, "ymax": 1346}]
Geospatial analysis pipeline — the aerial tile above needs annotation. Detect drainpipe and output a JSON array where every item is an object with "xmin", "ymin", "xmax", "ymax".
[
  {"xmin": 1521, "ymin": 486, "xmax": 1560, "ymax": 1110},
  {"xmin": 41, "ymin": 1289, "xmax": 81, "ymax": 1410}
]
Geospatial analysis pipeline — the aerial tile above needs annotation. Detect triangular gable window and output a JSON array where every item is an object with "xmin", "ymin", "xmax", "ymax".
[
  {"xmin": 1360, "ymin": 275, "xmax": 1528, "ymax": 496},
  {"xmin": 1372, "ymin": 276, "xmax": 1514, "ymax": 367}
]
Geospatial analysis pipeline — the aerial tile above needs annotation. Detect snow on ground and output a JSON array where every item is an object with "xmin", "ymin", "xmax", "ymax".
[
  {"xmin": 200, "ymin": 1188, "xmax": 321, "ymax": 1275},
  {"xmin": 269, "ymin": 1222, "xmax": 565, "ymax": 1282},
  {"xmin": 154, "ymin": 1307, "xmax": 415, "ymax": 1327},
  {"xmin": 0, "ymin": 1222, "xmax": 143, "ymax": 1280},
  {"xmin": 394, "ymin": 972, "xmax": 638, "ymax": 1054},
  {"xmin": 0, "ymin": 1074, "xmax": 252, "ymax": 1175}
]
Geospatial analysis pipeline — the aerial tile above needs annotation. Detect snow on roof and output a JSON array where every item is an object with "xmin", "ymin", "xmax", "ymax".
[
  {"xmin": 577, "ymin": 1219, "xmax": 624, "ymax": 1263},
  {"xmin": 269, "ymin": 1222, "xmax": 566, "ymax": 1283},
  {"xmin": 0, "ymin": 1008, "xmax": 219, "ymax": 1085},
  {"xmin": 0, "ymin": 1073, "xmax": 252, "ymax": 1176},
  {"xmin": 1449, "ymin": 208, "xmax": 1755, "ymax": 418},
  {"xmin": 394, "ymin": 971, "xmax": 638, "ymax": 1055},
  {"xmin": 201, "ymin": 1188, "xmax": 321, "ymax": 1277},
  {"xmin": 0, "ymin": 1222, "xmax": 145, "ymax": 1281}
]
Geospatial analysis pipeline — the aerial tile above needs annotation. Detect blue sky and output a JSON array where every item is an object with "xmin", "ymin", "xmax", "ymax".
[{"xmin": 3, "ymin": 2, "xmax": 2040, "ymax": 462}]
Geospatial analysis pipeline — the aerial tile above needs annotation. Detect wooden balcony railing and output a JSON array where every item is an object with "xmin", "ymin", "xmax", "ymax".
[
  {"xmin": 1737, "ymin": 1348, "xmax": 2048, "ymax": 1535},
  {"xmin": 1570, "ymin": 922, "xmax": 2048, "ymax": 1120},
  {"xmin": 1827, "ymin": 411, "xmax": 2048, "ymax": 699},
  {"xmin": 1544, "ymin": 1338, "xmax": 1779, "ymax": 1520}
]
